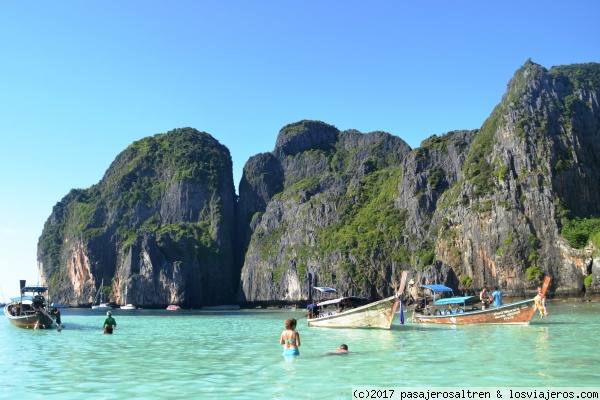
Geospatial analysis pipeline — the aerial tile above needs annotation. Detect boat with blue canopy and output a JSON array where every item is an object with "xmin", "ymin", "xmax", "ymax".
[
  {"xmin": 412, "ymin": 277, "xmax": 551, "ymax": 325},
  {"xmin": 420, "ymin": 284, "xmax": 476, "ymax": 315}
]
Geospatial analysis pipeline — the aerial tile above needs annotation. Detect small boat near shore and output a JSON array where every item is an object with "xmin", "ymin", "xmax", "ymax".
[
  {"xmin": 412, "ymin": 276, "xmax": 551, "ymax": 325},
  {"xmin": 306, "ymin": 272, "xmax": 407, "ymax": 330},
  {"xmin": 166, "ymin": 305, "xmax": 181, "ymax": 311},
  {"xmin": 3, "ymin": 282, "xmax": 56, "ymax": 329},
  {"xmin": 307, "ymin": 294, "xmax": 401, "ymax": 329}
]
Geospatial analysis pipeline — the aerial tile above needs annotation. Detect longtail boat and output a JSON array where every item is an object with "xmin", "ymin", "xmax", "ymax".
[
  {"xmin": 306, "ymin": 271, "xmax": 407, "ymax": 330},
  {"xmin": 3, "ymin": 281, "xmax": 56, "ymax": 330},
  {"xmin": 413, "ymin": 276, "xmax": 551, "ymax": 325}
]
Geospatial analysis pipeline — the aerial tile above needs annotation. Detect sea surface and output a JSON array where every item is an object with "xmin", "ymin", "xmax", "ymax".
[{"xmin": 1, "ymin": 302, "xmax": 599, "ymax": 399}]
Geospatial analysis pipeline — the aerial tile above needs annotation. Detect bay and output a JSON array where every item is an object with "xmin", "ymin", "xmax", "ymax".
[{"xmin": 1, "ymin": 302, "xmax": 599, "ymax": 399}]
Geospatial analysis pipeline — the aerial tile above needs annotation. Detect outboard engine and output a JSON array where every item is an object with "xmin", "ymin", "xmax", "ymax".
[{"xmin": 32, "ymin": 295, "xmax": 46, "ymax": 309}]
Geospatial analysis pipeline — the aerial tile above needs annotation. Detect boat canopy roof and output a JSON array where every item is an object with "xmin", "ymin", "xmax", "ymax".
[
  {"xmin": 21, "ymin": 285, "xmax": 48, "ymax": 293},
  {"xmin": 434, "ymin": 296, "xmax": 475, "ymax": 305},
  {"xmin": 313, "ymin": 286, "xmax": 337, "ymax": 293},
  {"xmin": 10, "ymin": 296, "xmax": 35, "ymax": 302},
  {"xmin": 422, "ymin": 284, "xmax": 453, "ymax": 293},
  {"xmin": 315, "ymin": 296, "xmax": 368, "ymax": 307}
]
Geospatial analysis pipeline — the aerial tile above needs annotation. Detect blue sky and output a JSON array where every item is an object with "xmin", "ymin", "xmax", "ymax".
[{"xmin": 0, "ymin": 1, "xmax": 598, "ymax": 298}]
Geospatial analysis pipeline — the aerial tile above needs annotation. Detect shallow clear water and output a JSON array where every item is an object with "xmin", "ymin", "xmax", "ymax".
[{"xmin": 1, "ymin": 302, "xmax": 598, "ymax": 399}]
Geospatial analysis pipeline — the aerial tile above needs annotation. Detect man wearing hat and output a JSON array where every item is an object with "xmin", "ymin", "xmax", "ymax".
[{"xmin": 103, "ymin": 311, "xmax": 117, "ymax": 334}]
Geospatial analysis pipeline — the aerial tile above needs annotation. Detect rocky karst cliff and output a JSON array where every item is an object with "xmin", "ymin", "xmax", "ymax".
[
  {"xmin": 38, "ymin": 128, "xmax": 237, "ymax": 307},
  {"xmin": 236, "ymin": 61, "xmax": 600, "ymax": 304},
  {"xmin": 39, "ymin": 61, "xmax": 600, "ymax": 307}
]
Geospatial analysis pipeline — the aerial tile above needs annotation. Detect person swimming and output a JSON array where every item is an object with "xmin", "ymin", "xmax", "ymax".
[
  {"xmin": 331, "ymin": 344, "xmax": 349, "ymax": 354},
  {"xmin": 280, "ymin": 318, "xmax": 300, "ymax": 356}
]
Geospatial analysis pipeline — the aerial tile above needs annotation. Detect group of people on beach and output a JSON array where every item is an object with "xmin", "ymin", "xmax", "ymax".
[{"xmin": 279, "ymin": 318, "xmax": 348, "ymax": 358}]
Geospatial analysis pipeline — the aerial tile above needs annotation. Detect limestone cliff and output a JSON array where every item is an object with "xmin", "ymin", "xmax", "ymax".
[
  {"xmin": 237, "ymin": 61, "xmax": 600, "ymax": 303},
  {"xmin": 237, "ymin": 121, "xmax": 413, "ymax": 302},
  {"xmin": 432, "ymin": 61, "xmax": 600, "ymax": 297},
  {"xmin": 38, "ymin": 128, "xmax": 237, "ymax": 307},
  {"xmin": 38, "ymin": 61, "xmax": 600, "ymax": 307}
]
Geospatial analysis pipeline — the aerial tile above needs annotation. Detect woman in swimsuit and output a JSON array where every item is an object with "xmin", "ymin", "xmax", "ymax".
[{"xmin": 280, "ymin": 318, "xmax": 301, "ymax": 356}]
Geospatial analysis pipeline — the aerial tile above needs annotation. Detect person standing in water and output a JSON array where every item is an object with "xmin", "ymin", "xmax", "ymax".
[
  {"xmin": 280, "ymin": 318, "xmax": 300, "ymax": 356},
  {"xmin": 103, "ymin": 311, "xmax": 117, "ymax": 334},
  {"xmin": 51, "ymin": 308, "xmax": 61, "ymax": 325}
]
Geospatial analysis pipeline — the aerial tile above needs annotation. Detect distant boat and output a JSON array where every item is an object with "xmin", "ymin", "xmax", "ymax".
[
  {"xmin": 50, "ymin": 301, "xmax": 70, "ymax": 308},
  {"xmin": 91, "ymin": 279, "xmax": 112, "ymax": 310},
  {"xmin": 3, "ymin": 281, "xmax": 56, "ymax": 329},
  {"xmin": 120, "ymin": 287, "xmax": 137, "ymax": 310},
  {"xmin": 166, "ymin": 305, "xmax": 181, "ymax": 311}
]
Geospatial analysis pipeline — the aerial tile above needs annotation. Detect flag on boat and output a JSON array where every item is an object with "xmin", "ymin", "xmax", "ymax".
[{"xmin": 399, "ymin": 301, "xmax": 404, "ymax": 324}]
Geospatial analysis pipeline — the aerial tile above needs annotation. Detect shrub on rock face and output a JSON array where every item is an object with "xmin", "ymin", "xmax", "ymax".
[{"xmin": 584, "ymin": 274, "xmax": 593, "ymax": 287}]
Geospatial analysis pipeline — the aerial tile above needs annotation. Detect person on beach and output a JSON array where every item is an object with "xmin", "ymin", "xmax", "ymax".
[
  {"xmin": 331, "ymin": 344, "xmax": 349, "ymax": 354},
  {"xmin": 480, "ymin": 287, "xmax": 492, "ymax": 310},
  {"xmin": 491, "ymin": 286, "xmax": 503, "ymax": 307},
  {"xmin": 103, "ymin": 311, "xmax": 117, "ymax": 334},
  {"xmin": 280, "ymin": 318, "xmax": 300, "ymax": 356}
]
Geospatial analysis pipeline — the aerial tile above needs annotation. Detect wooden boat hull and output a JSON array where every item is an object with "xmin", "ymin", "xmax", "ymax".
[
  {"xmin": 4, "ymin": 305, "xmax": 55, "ymax": 329},
  {"xmin": 414, "ymin": 299, "xmax": 537, "ymax": 325},
  {"xmin": 307, "ymin": 296, "xmax": 399, "ymax": 329}
]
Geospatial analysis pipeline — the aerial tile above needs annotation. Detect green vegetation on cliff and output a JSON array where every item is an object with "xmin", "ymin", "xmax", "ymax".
[
  {"xmin": 549, "ymin": 62, "xmax": 600, "ymax": 91},
  {"xmin": 561, "ymin": 217, "xmax": 600, "ymax": 249},
  {"xmin": 317, "ymin": 168, "xmax": 409, "ymax": 286}
]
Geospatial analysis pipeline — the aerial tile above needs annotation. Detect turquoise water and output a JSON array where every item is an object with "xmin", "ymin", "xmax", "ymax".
[{"xmin": 0, "ymin": 302, "xmax": 599, "ymax": 399}]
